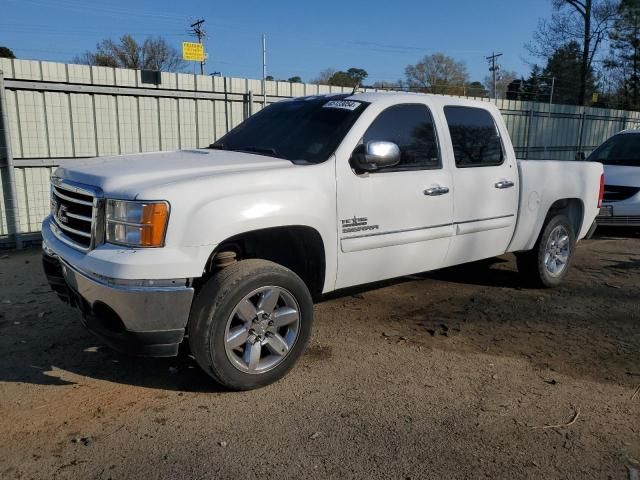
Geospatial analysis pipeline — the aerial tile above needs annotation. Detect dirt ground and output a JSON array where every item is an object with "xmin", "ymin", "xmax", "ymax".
[{"xmin": 0, "ymin": 229, "xmax": 639, "ymax": 480}]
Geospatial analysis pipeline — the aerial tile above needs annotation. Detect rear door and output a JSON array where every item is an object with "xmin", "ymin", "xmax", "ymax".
[
  {"xmin": 335, "ymin": 101, "xmax": 454, "ymax": 289},
  {"xmin": 441, "ymin": 105, "xmax": 518, "ymax": 266}
]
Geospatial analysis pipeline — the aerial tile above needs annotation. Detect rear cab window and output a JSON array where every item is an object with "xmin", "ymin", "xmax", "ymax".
[{"xmin": 444, "ymin": 106, "xmax": 504, "ymax": 168}]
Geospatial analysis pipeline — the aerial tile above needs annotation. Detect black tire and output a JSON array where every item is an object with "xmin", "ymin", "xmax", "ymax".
[
  {"xmin": 516, "ymin": 214, "xmax": 576, "ymax": 288},
  {"xmin": 187, "ymin": 259, "xmax": 313, "ymax": 390}
]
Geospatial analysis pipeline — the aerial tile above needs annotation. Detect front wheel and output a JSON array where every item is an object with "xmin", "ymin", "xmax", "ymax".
[
  {"xmin": 187, "ymin": 259, "xmax": 314, "ymax": 390},
  {"xmin": 516, "ymin": 214, "xmax": 576, "ymax": 288}
]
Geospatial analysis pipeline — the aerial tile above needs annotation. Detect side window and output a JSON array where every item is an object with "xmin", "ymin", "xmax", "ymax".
[
  {"xmin": 362, "ymin": 104, "xmax": 440, "ymax": 171},
  {"xmin": 444, "ymin": 106, "xmax": 503, "ymax": 168}
]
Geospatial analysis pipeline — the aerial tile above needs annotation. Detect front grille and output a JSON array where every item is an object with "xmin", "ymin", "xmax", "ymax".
[
  {"xmin": 50, "ymin": 178, "xmax": 103, "ymax": 251},
  {"xmin": 602, "ymin": 185, "xmax": 640, "ymax": 202}
]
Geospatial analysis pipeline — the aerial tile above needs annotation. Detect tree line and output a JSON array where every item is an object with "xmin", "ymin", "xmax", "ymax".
[
  {"xmin": 0, "ymin": 0, "xmax": 638, "ymax": 109},
  {"xmin": 511, "ymin": 0, "xmax": 638, "ymax": 110}
]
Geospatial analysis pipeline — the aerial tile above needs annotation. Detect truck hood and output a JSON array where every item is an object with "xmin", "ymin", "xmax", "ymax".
[
  {"xmin": 603, "ymin": 164, "xmax": 640, "ymax": 187},
  {"xmin": 54, "ymin": 149, "xmax": 293, "ymax": 198}
]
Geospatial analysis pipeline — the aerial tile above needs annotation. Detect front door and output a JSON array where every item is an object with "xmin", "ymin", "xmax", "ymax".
[{"xmin": 335, "ymin": 101, "xmax": 454, "ymax": 289}]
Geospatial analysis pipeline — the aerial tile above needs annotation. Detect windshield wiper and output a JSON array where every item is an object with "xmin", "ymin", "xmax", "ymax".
[
  {"xmin": 208, "ymin": 143, "xmax": 229, "ymax": 150},
  {"xmin": 208, "ymin": 143, "xmax": 285, "ymax": 159},
  {"xmin": 236, "ymin": 146, "xmax": 283, "ymax": 158}
]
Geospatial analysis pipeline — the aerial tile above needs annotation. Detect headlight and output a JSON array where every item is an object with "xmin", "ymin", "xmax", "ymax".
[{"xmin": 106, "ymin": 200, "xmax": 169, "ymax": 247}]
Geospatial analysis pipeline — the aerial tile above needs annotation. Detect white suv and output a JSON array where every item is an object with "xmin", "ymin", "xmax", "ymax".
[{"xmin": 590, "ymin": 129, "xmax": 640, "ymax": 227}]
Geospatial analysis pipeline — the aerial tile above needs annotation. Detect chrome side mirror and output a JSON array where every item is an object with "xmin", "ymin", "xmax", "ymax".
[{"xmin": 350, "ymin": 141, "xmax": 401, "ymax": 171}]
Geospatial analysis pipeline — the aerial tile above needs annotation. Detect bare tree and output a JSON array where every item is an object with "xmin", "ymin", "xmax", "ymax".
[
  {"xmin": 312, "ymin": 68, "xmax": 336, "ymax": 85},
  {"xmin": 405, "ymin": 53, "xmax": 469, "ymax": 95},
  {"xmin": 74, "ymin": 35, "xmax": 185, "ymax": 72},
  {"xmin": 527, "ymin": 0, "xmax": 618, "ymax": 105},
  {"xmin": 142, "ymin": 37, "xmax": 185, "ymax": 72},
  {"xmin": 483, "ymin": 69, "xmax": 519, "ymax": 99}
]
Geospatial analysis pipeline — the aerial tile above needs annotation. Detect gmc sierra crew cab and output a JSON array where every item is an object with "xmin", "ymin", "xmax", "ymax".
[{"xmin": 42, "ymin": 92, "xmax": 604, "ymax": 390}]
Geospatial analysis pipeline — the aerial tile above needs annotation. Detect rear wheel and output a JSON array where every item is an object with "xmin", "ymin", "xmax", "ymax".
[
  {"xmin": 188, "ymin": 259, "xmax": 313, "ymax": 390},
  {"xmin": 516, "ymin": 214, "xmax": 576, "ymax": 288}
]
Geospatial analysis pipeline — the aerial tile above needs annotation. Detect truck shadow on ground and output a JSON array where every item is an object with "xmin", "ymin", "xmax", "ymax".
[
  {"xmin": 321, "ymin": 257, "xmax": 525, "ymax": 301},
  {"xmin": 0, "ymin": 320, "xmax": 225, "ymax": 392}
]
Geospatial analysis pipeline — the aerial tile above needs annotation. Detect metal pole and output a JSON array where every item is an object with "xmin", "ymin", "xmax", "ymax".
[
  {"xmin": 0, "ymin": 71, "xmax": 22, "ymax": 248},
  {"xmin": 576, "ymin": 109, "xmax": 586, "ymax": 159},
  {"xmin": 486, "ymin": 52, "xmax": 502, "ymax": 99},
  {"xmin": 248, "ymin": 90, "xmax": 253, "ymax": 117},
  {"xmin": 223, "ymin": 76, "xmax": 229, "ymax": 133},
  {"xmin": 262, "ymin": 33, "xmax": 267, "ymax": 107},
  {"xmin": 492, "ymin": 57, "xmax": 497, "ymax": 99},
  {"xmin": 545, "ymin": 77, "xmax": 555, "ymax": 159}
]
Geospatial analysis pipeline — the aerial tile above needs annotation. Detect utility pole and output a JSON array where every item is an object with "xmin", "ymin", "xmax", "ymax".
[
  {"xmin": 262, "ymin": 33, "xmax": 267, "ymax": 107},
  {"xmin": 486, "ymin": 52, "xmax": 503, "ymax": 99},
  {"xmin": 189, "ymin": 19, "xmax": 206, "ymax": 75}
]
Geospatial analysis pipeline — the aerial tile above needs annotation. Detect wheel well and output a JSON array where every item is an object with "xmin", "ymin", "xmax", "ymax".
[
  {"xmin": 199, "ymin": 226, "xmax": 326, "ymax": 297},
  {"xmin": 547, "ymin": 198, "xmax": 584, "ymax": 236}
]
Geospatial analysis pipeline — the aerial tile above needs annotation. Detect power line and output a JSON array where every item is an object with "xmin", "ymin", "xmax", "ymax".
[{"xmin": 8, "ymin": 0, "xmax": 191, "ymax": 25}]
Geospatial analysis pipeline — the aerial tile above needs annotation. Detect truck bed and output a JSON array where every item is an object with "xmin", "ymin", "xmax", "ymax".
[{"xmin": 508, "ymin": 160, "xmax": 603, "ymax": 252}]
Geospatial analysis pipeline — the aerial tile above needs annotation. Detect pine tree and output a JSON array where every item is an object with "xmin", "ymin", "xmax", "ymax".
[
  {"xmin": 609, "ymin": 0, "xmax": 640, "ymax": 108},
  {"xmin": 542, "ymin": 42, "xmax": 597, "ymax": 105}
]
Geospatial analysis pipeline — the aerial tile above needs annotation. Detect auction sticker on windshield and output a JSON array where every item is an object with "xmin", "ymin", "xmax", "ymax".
[{"xmin": 322, "ymin": 100, "xmax": 361, "ymax": 110}]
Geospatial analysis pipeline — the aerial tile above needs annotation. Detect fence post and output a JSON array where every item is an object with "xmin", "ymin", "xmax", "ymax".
[
  {"xmin": 576, "ymin": 109, "xmax": 586, "ymax": 158},
  {"xmin": 524, "ymin": 109, "xmax": 534, "ymax": 160},
  {"xmin": 223, "ymin": 76, "xmax": 230, "ymax": 133},
  {"xmin": 0, "ymin": 70, "xmax": 22, "ymax": 248}
]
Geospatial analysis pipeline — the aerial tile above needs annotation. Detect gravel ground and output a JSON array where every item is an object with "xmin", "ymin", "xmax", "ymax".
[{"xmin": 1, "ymin": 229, "xmax": 639, "ymax": 480}]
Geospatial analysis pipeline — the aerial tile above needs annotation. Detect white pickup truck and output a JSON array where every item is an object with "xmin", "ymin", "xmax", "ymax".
[{"xmin": 42, "ymin": 92, "xmax": 603, "ymax": 390}]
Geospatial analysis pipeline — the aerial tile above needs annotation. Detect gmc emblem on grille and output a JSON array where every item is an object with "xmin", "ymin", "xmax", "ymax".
[{"xmin": 56, "ymin": 204, "xmax": 69, "ymax": 224}]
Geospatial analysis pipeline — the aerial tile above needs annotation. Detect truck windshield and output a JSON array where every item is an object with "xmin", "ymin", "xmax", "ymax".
[
  {"xmin": 588, "ymin": 133, "xmax": 640, "ymax": 167},
  {"xmin": 210, "ymin": 95, "xmax": 368, "ymax": 164}
]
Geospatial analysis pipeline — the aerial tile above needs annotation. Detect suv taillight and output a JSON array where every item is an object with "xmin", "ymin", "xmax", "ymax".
[{"xmin": 598, "ymin": 173, "xmax": 604, "ymax": 208}]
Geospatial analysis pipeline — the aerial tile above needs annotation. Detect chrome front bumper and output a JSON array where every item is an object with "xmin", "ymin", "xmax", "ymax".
[{"xmin": 43, "ymin": 247, "xmax": 195, "ymax": 357}]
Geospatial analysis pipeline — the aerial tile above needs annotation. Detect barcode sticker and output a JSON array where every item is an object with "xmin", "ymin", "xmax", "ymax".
[{"xmin": 322, "ymin": 100, "xmax": 361, "ymax": 110}]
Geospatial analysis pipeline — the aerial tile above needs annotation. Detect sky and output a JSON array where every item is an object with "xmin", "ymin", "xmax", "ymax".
[{"xmin": 1, "ymin": 0, "xmax": 555, "ymax": 84}]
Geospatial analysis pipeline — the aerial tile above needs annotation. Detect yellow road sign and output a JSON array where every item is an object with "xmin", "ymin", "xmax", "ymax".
[{"xmin": 182, "ymin": 42, "xmax": 205, "ymax": 62}]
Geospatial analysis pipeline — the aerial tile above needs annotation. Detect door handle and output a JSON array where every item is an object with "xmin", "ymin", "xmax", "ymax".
[
  {"xmin": 495, "ymin": 180, "xmax": 515, "ymax": 189},
  {"xmin": 424, "ymin": 186, "xmax": 450, "ymax": 196}
]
